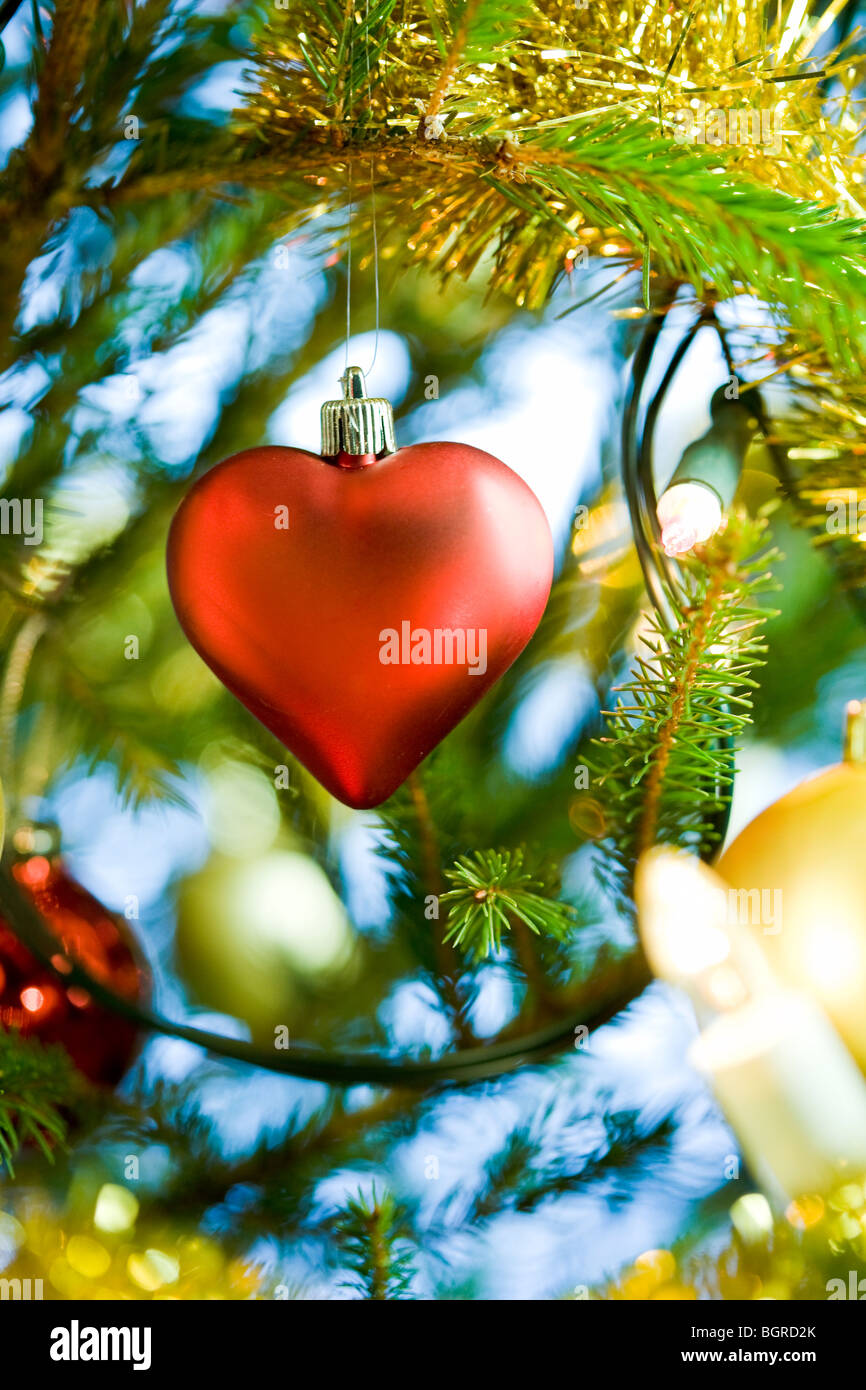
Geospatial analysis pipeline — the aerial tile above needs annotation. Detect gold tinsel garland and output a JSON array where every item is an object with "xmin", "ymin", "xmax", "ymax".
[
  {"xmin": 234, "ymin": 0, "xmax": 866, "ymax": 390},
  {"xmin": 0, "ymin": 1188, "xmax": 266, "ymax": 1300},
  {"xmin": 245, "ymin": 0, "xmax": 865, "ymax": 211},
  {"xmin": 596, "ymin": 1178, "xmax": 866, "ymax": 1301}
]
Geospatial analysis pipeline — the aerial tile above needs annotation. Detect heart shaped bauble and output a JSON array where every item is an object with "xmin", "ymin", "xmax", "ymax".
[{"xmin": 167, "ymin": 368, "xmax": 554, "ymax": 808}]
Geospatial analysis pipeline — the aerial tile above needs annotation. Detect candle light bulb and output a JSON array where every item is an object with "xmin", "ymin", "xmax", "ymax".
[
  {"xmin": 635, "ymin": 848, "xmax": 774, "ymax": 1019},
  {"xmin": 656, "ymin": 386, "xmax": 757, "ymax": 557},
  {"xmin": 636, "ymin": 847, "xmax": 866, "ymax": 1201},
  {"xmin": 656, "ymin": 481, "xmax": 724, "ymax": 557},
  {"xmin": 636, "ymin": 847, "xmax": 729, "ymax": 975}
]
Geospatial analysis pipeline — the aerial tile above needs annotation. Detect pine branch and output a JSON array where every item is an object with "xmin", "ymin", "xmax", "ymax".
[
  {"xmin": 515, "ymin": 1108, "xmax": 678, "ymax": 1213},
  {"xmin": 440, "ymin": 847, "xmax": 577, "ymax": 961},
  {"xmin": 4, "ymin": 0, "xmax": 864, "ymax": 373},
  {"xmin": 518, "ymin": 116, "xmax": 866, "ymax": 372},
  {"xmin": 0, "ymin": 1028, "xmax": 78, "ymax": 1176},
  {"xmin": 422, "ymin": 0, "xmax": 533, "ymax": 125},
  {"xmin": 383, "ymin": 770, "xmax": 477, "ymax": 1046},
  {"xmin": 137, "ymin": 125, "xmax": 866, "ymax": 366},
  {"xmin": 334, "ymin": 1186, "xmax": 416, "ymax": 1300},
  {"xmin": 93, "ymin": 1082, "xmax": 412, "ymax": 1235},
  {"xmin": 589, "ymin": 514, "xmax": 778, "ymax": 895},
  {"xmin": 0, "ymin": 1, "xmax": 254, "ymax": 367},
  {"xmin": 750, "ymin": 355, "xmax": 866, "ymax": 623},
  {"xmin": 462, "ymin": 1097, "xmax": 677, "ymax": 1223},
  {"xmin": 295, "ymin": 0, "xmax": 396, "ymax": 123},
  {"xmin": 240, "ymin": 2, "xmax": 866, "ymax": 364},
  {"xmin": 25, "ymin": 0, "xmax": 101, "ymax": 191}
]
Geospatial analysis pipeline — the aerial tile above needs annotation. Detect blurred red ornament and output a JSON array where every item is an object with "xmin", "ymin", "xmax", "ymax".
[
  {"xmin": 0, "ymin": 843, "xmax": 146, "ymax": 1085},
  {"xmin": 167, "ymin": 368, "xmax": 554, "ymax": 808}
]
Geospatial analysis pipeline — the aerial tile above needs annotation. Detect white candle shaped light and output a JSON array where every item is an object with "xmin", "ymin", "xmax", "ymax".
[
  {"xmin": 636, "ymin": 847, "xmax": 866, "ymax": 1201},
  {"xmin": 656, "ymin": 481, "xmax": 723, "ymax": 558},
  {"xmin": 655, "ymin": 385, "xmax": 756, "ymax": 556}
]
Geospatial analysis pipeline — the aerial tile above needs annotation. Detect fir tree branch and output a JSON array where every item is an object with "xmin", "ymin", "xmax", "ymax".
[
  {"xmin": 25, "ymin": 0, "xmax": 101, "ymax": 192},
  {"xmin": 68, "ymin": 687, "xmax": 187, "ymax": 807},
  {"xmin": 634, "ymin": 565, "xmax": 727, "ymax": 858},
  {"xmin": 298, "ymin": 0, "xmax": 396, "ymax": 126},
  {"xmin": 424, "ymin": 0, "xmax": 485, "ymax": 124},
  {"xmin": 237, "ymin": 0, "xmax": 866, "ymax": 361},
  {"xmin": 422, "ymin": 0, "xmax": 534, "ymax": 127},
  {"xmin": 513, "ymin": 1108, "xmax": 678, "ymax": 1213},
  {"xmin": 441, "ymin": 1096, "xmax": 678, "ymax": 1226},
  {"xmin": 98, "ymin": 122, "xmax": 866, "ymax": 368},
  {"xmin": 590, "ymin": 514, "xmax": 778, "ymax": 893},
  {"xmin": 0, "ymin": 1029, "xmax": 78, "ymax": 1175},
  {"xmin": 441, "ymin": 848, "xmax": 577, "ymax": 962},
  {"xmin": 333, "ymin": 0, "xmax": 359, "ymax": 130},
  {"xmin": 407, "ymin": 768, "xmax": 444, "ymax": 896},
  {"xmin": 406, "ymin": 770, "xmax": 476, "ymax": 1047},
  {"xmin": 94, "ymin": 1083, "xmax": 412, "ymax": 1233},
  {"xmin": 511, "ymin": 117, "xmax": 866, "ymax": 369},
  {"xmin": 0, "ymin": 612, "xmax": 47, "ymax": 805},
  {"xmin": 334, "ymin": 1186, "xmax": 415, "ymax": 1299}
]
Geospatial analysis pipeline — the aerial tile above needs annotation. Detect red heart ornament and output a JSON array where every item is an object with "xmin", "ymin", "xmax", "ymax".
[{"xmin": 167, "ymin": 438, "xmax": 553, "ymax": 809}]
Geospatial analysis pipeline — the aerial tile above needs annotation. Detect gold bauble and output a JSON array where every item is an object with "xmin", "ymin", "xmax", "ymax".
[{"xmin": 717, "ymin": 702, "xmax": 866, "ymax": 1070}]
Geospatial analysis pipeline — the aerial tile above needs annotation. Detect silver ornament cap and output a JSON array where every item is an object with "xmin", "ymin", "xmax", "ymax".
[{"xmin": 320, "ymin": 366, "xmax": 396, "ymax": 458}]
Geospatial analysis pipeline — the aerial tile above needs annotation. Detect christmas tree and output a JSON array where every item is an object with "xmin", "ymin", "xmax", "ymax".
[{"xmin": 0, "ymin": 0, "xmax": 865, "ymax": 1312}]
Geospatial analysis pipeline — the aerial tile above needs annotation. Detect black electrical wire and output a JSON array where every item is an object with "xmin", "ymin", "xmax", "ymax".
[
  {"xmin": 0, "ymin": 0, "xmax": 25, "ymax": 34},
  {"xmin": 620, "ymin": 311, "xmax": 670, "ymax": 620},
  {"xmin": 0, "ymin": 862, "xmax": 648, "ymax": 1087},
  {"xmin": 624, "ymin": 308, "xmax": 707, "ymax": 628},
  {"xmin": 625, "ymin": 308, "xmax": 739, "ymax": 852}
]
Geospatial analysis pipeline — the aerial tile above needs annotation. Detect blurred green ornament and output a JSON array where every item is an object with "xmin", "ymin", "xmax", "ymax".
[
  {"xmin": 0, "ymin": 777, "xmax": 4, "ymax": 857},
  {"xmin": 175, "ymin": 850, "xmax": 356, "ymax": 1044}
]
